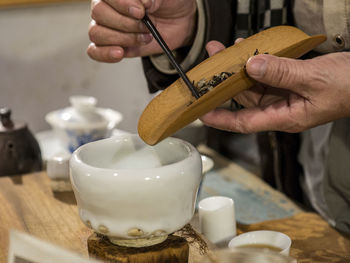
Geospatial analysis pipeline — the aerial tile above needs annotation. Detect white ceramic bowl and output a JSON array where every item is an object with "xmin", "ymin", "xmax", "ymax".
[
  {"xmin": 70, "ymin": 134, "xmax": 203, "ymax": 247},
  {"xmin": 228, "ymin": 230, "xmax": 292, "ymax": 256},
  {"xmin": 196, "ymin": 248, "xmax": 296, "ymax": 263}
]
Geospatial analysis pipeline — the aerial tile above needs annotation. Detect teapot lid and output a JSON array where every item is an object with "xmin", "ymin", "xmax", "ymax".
[
  {"xmin": 0, "ymin": 108, "xmax": 26, "ymax": 133},
  {"xmin": 45, "ymin": 96, "xmax": 109, "ymax": 129}
]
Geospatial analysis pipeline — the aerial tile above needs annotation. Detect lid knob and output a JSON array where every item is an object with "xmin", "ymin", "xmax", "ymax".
[
  {"xmin": 0, "ymin": 108, "xmax": 14, "ymax": 129},
  {"xmin": 69, "ymin": 96, "xmax": 97, "ymax": 112}
]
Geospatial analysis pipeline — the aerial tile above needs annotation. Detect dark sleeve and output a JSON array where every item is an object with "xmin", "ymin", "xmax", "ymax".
[{"xmin": 142, "ymin": 0, "xmax": 237, "ymax": 93}]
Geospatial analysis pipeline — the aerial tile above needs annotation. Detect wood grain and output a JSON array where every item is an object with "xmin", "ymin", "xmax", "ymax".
[
  {"xmin": 238, "ymin": 213, "xmax": 350, "ymax": 263},
  {"xmin": 88, "ymin": 233, "xmax": 189, "ymax": 263},
  {"xmin": 0, "ymin": 172, "xmax": 349, "ymax": 263},
  {"xmin": 0, "ymin": 173, "xmax": 209, "ymax": 263},
  {"xmin": 138, "ymin": 26, "xmax": 327, "ymax": 145},
  {"xmin": 0, "ymin": 173, "xmax": 92, "ymax": 262}
]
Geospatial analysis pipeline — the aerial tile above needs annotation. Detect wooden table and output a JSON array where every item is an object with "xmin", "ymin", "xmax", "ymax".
[
  {"xmin": 0, "ymin": 149, "xmax": 349, "ymax": 262},
  {"xmin": 197, "ymin": 145, "xmax": 302, "ymax": 224}
]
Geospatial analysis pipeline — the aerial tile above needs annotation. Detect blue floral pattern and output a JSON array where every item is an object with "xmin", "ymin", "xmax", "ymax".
[{"xmin": 66, "ymin": 129, "xmax": 106, "ymax": 153}]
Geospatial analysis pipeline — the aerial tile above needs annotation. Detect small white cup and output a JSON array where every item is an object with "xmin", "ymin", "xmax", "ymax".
[
  {"xmin": 46, "ymin": 152, "xmax": 71, "ymax": 180},
  {"xmin": 228, "ymin": 230, "xmax": 292, "ymax": 256},
  {"xmin": 198, "ymin": 196, "xmax": 236, "ymax": 245}
]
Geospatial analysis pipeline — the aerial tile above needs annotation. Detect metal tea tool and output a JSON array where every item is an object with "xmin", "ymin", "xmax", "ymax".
[{"xmin": 141, "ymin": 14, "xmax": 200, "ymax": 99}]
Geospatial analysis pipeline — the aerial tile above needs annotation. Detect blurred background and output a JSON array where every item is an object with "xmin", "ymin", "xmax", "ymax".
[
  {"xmin": 0, "ymin": 1, "xmax": 153, "ymax": 133},
  {"xmin": 0, "ymin": 0, "xmax": 260, "ymax": 173}
]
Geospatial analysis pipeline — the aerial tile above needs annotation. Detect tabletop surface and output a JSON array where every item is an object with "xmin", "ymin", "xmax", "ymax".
[
  {"xmin": 197, "ymin": 145, "xmax": 302, "ymax": 224},
  {"xmin": 0, "ymin": 147, "xmax": 349, "ymax": 262}
]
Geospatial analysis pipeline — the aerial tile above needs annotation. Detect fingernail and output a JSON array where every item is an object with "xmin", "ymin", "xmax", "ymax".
[
  {"xmin": 128, "ymin": 6, "xmax": 143, "ymax": 19},
  {"xmin": 247, "ymin": 57, "xmax": 267, "ymax": 78},
  {"xmin": 110, "ymin": 49, "xmax": 122, "ymax": 59},
  {"xmin": 137, "ymin": 33, "xmax": 152, "ymax": 44}
]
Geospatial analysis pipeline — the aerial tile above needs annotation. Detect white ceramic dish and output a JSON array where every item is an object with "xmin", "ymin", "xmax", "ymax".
[
  {"xmin": 70, "ymin": 134, "xmax": 203, "ymax": 247},
  {"xmin": 228, "ymin": 230, "xmax": 292, "ymax": 256}
]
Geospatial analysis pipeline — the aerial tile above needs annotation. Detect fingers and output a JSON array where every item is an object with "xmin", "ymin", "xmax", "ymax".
[
  {"xmin": 91, "ymin": 0, "xmax": 149, "ymax": 33},
  {"xmin": 88, "ymin": 16, "xmax": 152, "ymax": 62},
  {"xmin": 200, "ymin": 98, "xmax": 308, "ymax": 134},
  {"xmin": 205, "ymin": 41, "xmax": 226, "ymax": 57},
  {"xmin": 234, "ymin": 38, "xmax": 244, "ymax": 44},
  {"xmin": 87, "ymin": 43, "xmax": 124, "ymax": 62},
  {"xmin": 246, "ymin": 55, "xmax": 308, "ymax": 94},
  {"xmin": 99, "ymin": 0, "xmax": 145, "ymax": 19},
  {"xmin": 89, "ymin": 21, "xmax": 152, "ymax": 46}
]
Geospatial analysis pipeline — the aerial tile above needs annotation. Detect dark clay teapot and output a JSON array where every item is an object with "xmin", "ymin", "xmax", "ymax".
[{"xmin": 0, "ymin": 108, "xmax": 42, "ymax": 176}]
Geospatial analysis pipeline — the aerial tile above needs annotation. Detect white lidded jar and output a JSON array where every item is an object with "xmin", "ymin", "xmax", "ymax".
[{"xmin": 45, "ymin": 96, "xmax": 123, "ymax": 153}]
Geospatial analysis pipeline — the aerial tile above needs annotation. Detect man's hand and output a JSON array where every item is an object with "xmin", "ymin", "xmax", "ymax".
[
  {"xmin": 87, "ymin": 0, "xmax": 197, "ymax": 63},
  {"xmin": 201, "ymin": 40, "xmax": 350, "ymax": 133}
]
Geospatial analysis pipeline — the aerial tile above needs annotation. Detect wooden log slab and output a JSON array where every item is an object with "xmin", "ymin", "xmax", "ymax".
[{"xmin": 87, "ymin": 233, "xmax": 189, "ymax": 263}]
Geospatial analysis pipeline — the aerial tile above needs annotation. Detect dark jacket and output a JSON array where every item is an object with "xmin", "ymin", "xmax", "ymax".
[{"xmin": 141, "ymin": 0, "xmax": 304, "ymax": 203}]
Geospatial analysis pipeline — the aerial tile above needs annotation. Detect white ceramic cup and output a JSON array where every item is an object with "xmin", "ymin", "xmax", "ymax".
[
  {"xmin": 228, "ymin": 230, "xmax": 292, "ymax": 256},
  {"xmin": 46, "ymin": 152, "xmax": 71, "ymax": 180},
  {"xmin": 70, "ymin": 134, "xmax": 203, "ymax": 247},
  {"xmin": 198, "ymin": 196, "xmax": 236, "ymax": 244},
  {"xmin": 196, "ymin": 248, "xmax": 297, "ymax": 263}
]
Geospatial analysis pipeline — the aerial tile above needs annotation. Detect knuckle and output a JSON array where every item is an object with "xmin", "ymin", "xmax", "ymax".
[
  {"xmin": 91, "ymin": 0, "xmax": 103, "ymax": 21},
  {"xmin": 272, "ymin": 59, "xmax": 291, "ymax": 87},
  {"xmin": 230, "ymin": 114, "xmax": 250, "ymax": 133},
  {"xmin": 86, "ymin": 48, "xmax": 94, "ymax": 59},
  {"xmin": 86, "ymin": 45, "xmax": 96, "ymax": 59},
  {"xmin": 88, "ymin": 25, "xmax": 100, "ymax": 42},
  {"xmin": 269, "ymin": 58, "xmax": 306, "ymax": 88}
]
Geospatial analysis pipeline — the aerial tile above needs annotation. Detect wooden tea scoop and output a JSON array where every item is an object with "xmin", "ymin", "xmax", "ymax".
[{"xmin": 138, "ymin": 26, "xmax": 326, "ymax": 145}]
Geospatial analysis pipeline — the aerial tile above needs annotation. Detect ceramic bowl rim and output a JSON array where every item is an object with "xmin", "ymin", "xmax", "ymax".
[
  {"xmin": 198, "ymin": 196, "xmax": 234, "ymax": 211},
  {"xmin": 228, "ymin": 230, "xmax": 291, "ymax": 254},
  {"xmin": 70, "ymin": 135, "xmax": 200, "ymax": 174},
  {"xmin": 201, "ymin": 247, "xmax": 296, "ymax": 262}
]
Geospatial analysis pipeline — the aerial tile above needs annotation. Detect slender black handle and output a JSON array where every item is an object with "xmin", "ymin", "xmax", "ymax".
[{"xmin": 142, "ymin": 14, "xmax": 200, "ymax": 99}]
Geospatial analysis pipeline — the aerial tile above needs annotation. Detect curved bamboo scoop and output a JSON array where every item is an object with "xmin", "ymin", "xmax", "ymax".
[{"xmin": 138, "ymin": 26, "xmax": 326, "ymax": 145}]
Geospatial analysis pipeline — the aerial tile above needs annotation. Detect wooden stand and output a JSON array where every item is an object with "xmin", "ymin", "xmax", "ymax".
[{"xmin": 88, "ymin": 233, "xmax": 189, "ymax": 263}]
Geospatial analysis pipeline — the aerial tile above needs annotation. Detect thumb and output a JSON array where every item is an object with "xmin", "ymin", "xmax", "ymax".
[{"xmin": 246, "ymin": 54, "xmax": 307, "ymax": 92}]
